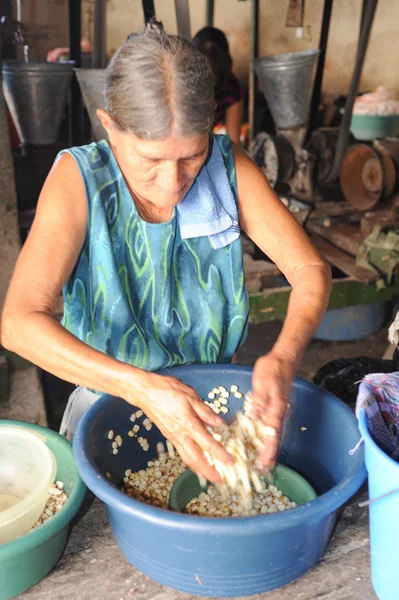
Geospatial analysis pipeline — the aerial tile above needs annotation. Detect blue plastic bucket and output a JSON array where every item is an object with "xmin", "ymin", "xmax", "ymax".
[
  {"xmin": 314, "ymin": 301, "xmax": 387, "ymax": 342},
  {"xmin": 276, "ymin": 276, "xmax": 387, "ymax": 342},
  {"xmin": 359, "ymin": 410, "xmax": 399, "ymax": 600},
  {"xmin": 74, "ymin": 365, "xmax": 366, "ymax": 597}
]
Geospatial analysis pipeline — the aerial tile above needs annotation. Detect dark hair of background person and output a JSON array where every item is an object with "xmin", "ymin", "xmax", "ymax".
[{"xmin": 192, "ymin": 26, "xmax": 233, "ymax": 90}]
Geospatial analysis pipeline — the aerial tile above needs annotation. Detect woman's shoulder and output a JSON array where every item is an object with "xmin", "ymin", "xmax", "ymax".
[
  {"xmin": 213, "ymin": 133, "xmax": 233, "ymax": 156},
  {"xmin": 59, "ymin": 140, "xmax": 111, "ymax": 169},
  {"xmin": 212, "ymin": 134, "xmax": 237, "ymax": 197}
]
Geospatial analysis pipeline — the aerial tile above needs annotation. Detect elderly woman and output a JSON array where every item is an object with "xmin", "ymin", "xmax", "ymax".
[{"xmin": 1, "ymin": 21, "xmax": 331, "ymax": 484}]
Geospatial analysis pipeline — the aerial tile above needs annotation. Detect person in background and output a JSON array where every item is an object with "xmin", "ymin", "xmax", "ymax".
[
  {"xmin": 47, "ymin": 39, "xmax": 92, "ymax": 62},
  {"xmin": 192, "ymin": 27, "xmax": 243, "ymax": 145}
]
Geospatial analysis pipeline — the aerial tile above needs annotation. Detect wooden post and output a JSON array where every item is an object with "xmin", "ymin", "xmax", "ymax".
[
  {"xmin": 248, "ymin": 0, "xmax": 259, "ymax": 143},
  {"xmin": 206, "ymin": 0, "xmax": 215, "ymax": 27},
  {"xmin": 92, "ymin": 0, "xmax": 107, "ymax": 69},
  {"xmin": 141, "ymin": 0, "xmax": 156, "ymax": 23},
  {"xmin": 174, "ymin": 0, "xmax": 192, "ymax": 40},
  {"xmin": 68, "ymin": 0, "xmax": 83, "ymax": 146}
]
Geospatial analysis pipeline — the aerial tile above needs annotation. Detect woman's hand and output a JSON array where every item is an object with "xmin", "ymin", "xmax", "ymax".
[
  {"xmin": 249, "ymin": 351, "xmax": 296, "ymax": 470},
  {"xmin": 129, "ymin": 372, "xmax": 234, "ymax": 484}
]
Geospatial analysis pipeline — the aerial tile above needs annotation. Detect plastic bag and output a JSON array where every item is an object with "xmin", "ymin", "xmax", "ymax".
[{"xmin": 313, "ymin": 352, "xmax": 399, "ymax": 405}]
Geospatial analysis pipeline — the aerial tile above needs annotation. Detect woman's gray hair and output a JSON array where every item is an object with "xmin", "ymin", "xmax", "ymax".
[{"xmin": 104, "ymin": 19, "xmax": 216, "ymax": 139}]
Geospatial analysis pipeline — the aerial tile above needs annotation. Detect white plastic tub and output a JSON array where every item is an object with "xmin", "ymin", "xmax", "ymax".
[{"xmin": 0, "ymin": 427, "xmax": 56, "ymax": 543}]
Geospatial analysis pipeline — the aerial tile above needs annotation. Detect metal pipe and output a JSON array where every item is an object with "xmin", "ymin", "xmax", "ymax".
[
  {"xmin": 141, "ymin": 0, "xmax": 156, "ymax": 23},
  {"xmin": 174, "ymin": 0, "xmax": 191, "ymax": 40},
  {"xmin": 324, "ymin": 0, "xmax": 378, "ymax": 183},
  {"xmin": 0, "ymin": 2, "xmax": 16, "ymax": 61},
  {"xmin": 360, "ymin": 0, "xmax": 368, "ymax": 32},
  {"xmin": 206, "ymin": 0, "xmax": 215, "ymax": 27},
  {"xmin": 92, "ymin": 0, "xmax": 107, "ymax": 68},
  {"xmin": 0, "ymin": 18, "xmax": 5, "ymax": 64},
  {"xmin": 249, "ymin": 0, "xmax": 260, "ymax": 143},
  {"xmin": 68, "ymin": 0, "xmax": 83, "ymax": 146},
  {"xmin": 306, "ymin": 0, "xmax": 333, "ymax": 141}
]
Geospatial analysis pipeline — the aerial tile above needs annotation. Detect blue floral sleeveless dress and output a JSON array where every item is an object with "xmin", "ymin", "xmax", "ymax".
[{"xmin": 58, "ymin": 134, "xmax": 249, "ymax": 439}]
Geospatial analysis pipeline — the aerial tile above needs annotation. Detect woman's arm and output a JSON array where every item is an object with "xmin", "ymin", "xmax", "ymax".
[
  {"xmin": 1, "ymin": 153, "xmax": 229, "ymax": 482},
  {"xmin": 233, "ymin": 143, "xmax": 332, "ymax": 466},
  {"xmin": 225, "ymin": 99, "xmax": 243, "ymax": 145},
  {"xmin": 1, "ymin": 153, "xmax": 133, "ymax": 397}
]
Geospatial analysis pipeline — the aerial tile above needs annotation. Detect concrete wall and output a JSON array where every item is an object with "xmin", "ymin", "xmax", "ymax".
[{"xmin": 17, "ymin": 0, "xmax": 399, "ymax": 104}]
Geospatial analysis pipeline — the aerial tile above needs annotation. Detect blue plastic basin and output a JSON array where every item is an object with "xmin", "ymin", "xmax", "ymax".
[
  {"xmin": 73, "ymin": 364, "xmax": 366, "ymax": 597},
  {"xmin": 277, "ymin": 276, "xmax": 387, "ymax": 342},
  {"xmin": 359, "ymin": 410, "xmax": 399, "ymax": 600},
  {"xmin": 314, "ymin": 301, "xmax": 387, "ymax": 342}
]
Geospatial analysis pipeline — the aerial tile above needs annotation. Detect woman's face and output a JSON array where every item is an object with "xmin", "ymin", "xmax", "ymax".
[{"xmin": 98, "ymin": 110, "xmax": 209, "ymax": 210}]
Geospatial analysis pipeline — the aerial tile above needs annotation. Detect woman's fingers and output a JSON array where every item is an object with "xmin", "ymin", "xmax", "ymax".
[
  {"xmin": 251, "ymin": 376, "xmax": 289, "ymax": 468},
  {"xmin": 174, "ymin": 438, "xmax": 222, "ymax": 485},
  {"xmin": 255, "ymin": 391, "xmax": 288, "ymax": 425},
  {"xmin": 252, "ymin": 355, "xmax": 291, "ymax": 425},
  {"xmin": 250, "ymin": 372, "xmax": 288, "ymax": 421},
  {"xmin": 252, "ymin": 399, "xmax": 283, "ymax": 468},
  {"xmin": 142, "ymin": 376, "xmax": 234, "ymax": 478},
  {"xmin": 258, "ymin": 426, "xmax": 281, "ymax": 469},
  {"xmin": 190, "ymin": 420, "xmax": 234, "ymax": 466},
  {"xmin": 191, "ymin": 395, "xmax": 225, "ymax": 427}
]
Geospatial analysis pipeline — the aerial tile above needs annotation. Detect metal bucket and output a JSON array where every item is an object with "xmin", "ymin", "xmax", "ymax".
[
  {"xmin": 2, "ymin": 61, "xmax": 75, "ymax": 146},
  {"xmin": 255, "ymin": 50, "xmax": 320, "ymax": 130},
  {"xmin": 75, "ymin": 69, "xmax": 106, "ymax": 142}
]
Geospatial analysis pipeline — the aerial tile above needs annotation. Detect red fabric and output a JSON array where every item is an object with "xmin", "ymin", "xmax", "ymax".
[{"xmin": 7, "ymin": 110, "xmax": 20, "ymax": 148}]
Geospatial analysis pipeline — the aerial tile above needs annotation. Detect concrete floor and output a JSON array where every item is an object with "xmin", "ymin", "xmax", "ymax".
[{"xmin": 0, "ymin": 366, "xmax": 47, "ymax": 426}]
